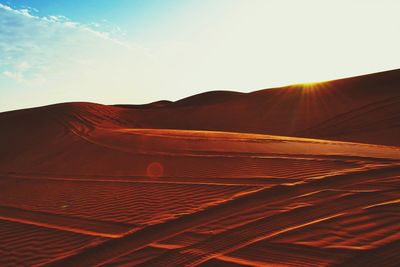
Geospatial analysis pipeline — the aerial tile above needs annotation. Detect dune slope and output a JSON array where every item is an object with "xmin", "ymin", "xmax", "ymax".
[
  {"xmin": 0, "ymin": 69, "xmax": 399, "ymax": 266},
  {"xmin": 114, "ymin": 68, "xmax": 400, "ymax": 146}
]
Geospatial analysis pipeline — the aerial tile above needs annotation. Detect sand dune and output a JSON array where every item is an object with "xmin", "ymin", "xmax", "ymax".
[
  {"xmin": 0, "ymin": 69, "xmax": 399, "ymax": 266},
  {"xmin": 298, "ymin": 95, "xmax": 400, "ymax": 146},
  {"xmin": 0, "ymin": 219, "xmax": 104, "ymax": 267},
  {"xmin": 116, "ymin": 68, "xmax": 400, "ymax": 146}
]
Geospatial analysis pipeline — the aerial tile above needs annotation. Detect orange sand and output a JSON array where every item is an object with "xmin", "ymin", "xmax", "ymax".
[{"xmin": 0, "ymin": 69, "xmax": 399, "ymax": 266}]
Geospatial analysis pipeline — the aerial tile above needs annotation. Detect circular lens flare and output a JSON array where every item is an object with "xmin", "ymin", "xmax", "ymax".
[{"xmin": 146, "ymin": 162, "xmax": 164, "ymax": 178}]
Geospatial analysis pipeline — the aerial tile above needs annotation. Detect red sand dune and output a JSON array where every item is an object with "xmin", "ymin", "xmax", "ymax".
[
  {"xmin": 115, "ymin": 68, "xmax": 400, "ymax": 146},
  {"xmin": 0, "ymin": 69, "xmax": 399, "ymax": 266}
]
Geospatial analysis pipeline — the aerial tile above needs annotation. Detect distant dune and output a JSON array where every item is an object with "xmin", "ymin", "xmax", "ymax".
[
  {"xmin": 3, "ymin": 68, "xmax": 400, "ymax": 147},
  {"xmin": 0, "ymin": 69, "xmax": 399, "ymax": 266},
  {"xmin": 112, "ymin": 68, "xmax": 400, "ymax": 146}
]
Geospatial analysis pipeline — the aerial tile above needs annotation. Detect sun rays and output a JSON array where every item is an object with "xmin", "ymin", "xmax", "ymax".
[{"xmin": 295, "ymin": 81, "xmax": 329, "ymax": 90}]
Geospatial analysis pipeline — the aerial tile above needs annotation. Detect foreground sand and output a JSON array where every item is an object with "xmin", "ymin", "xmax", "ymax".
[{"xmin": 1, "ymin": 121, "xmax": 399, "ymax": 266}]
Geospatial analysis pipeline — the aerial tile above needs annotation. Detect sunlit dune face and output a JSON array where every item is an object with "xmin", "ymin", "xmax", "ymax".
[{"xmin": 147, "ymin": 162, "xmax": 164, "ymax": 178}]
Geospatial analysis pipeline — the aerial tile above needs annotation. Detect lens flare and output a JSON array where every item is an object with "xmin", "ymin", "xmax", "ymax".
[{"xmin": 146, "ymin": 162, "xmax": 164, "ymax": 178}]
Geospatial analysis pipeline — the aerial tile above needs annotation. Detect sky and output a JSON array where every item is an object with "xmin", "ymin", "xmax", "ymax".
[{"xmin": 1, "ymin": 0, "xmax": 400, "ymax": 112}]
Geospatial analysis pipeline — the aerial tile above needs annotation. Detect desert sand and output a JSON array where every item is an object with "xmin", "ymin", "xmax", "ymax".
[{"xmin": 0, "ymin": 69, "xmax": 399, "ymax": 266}]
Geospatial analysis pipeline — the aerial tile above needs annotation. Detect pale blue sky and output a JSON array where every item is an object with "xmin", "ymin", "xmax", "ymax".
[{"xmin": 1, "ymin": 0, "xmax": 400, "ymax": 112}]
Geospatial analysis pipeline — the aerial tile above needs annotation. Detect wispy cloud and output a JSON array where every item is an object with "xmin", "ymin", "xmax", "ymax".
[
  {"xmin": 0, "ymin": 2, "xmax": 161, "ymax": 111},
  {"xmin": 0, "ymin": 2, "xmax": 132, "ymax": 84},
  {"xmin": 0, "ymin": 3, "xmax": 126, "ymax": 43}
]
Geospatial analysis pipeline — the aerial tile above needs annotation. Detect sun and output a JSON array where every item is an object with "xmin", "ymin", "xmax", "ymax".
[
  {"xmin": 299, "ymin": 82, "xmax": 324, "ymax": 89},
  {"xmin": 289, "ymin": 80, "xmax": 330, "ymax": 91}
]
